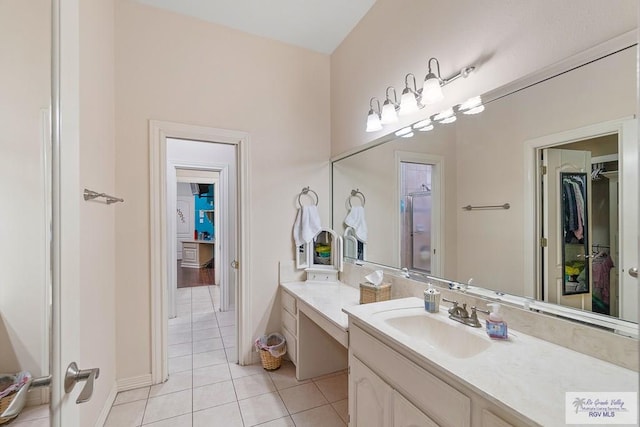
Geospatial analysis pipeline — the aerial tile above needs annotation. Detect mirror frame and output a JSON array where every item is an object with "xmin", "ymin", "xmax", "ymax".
[{"xmin": 331, "ymin": 30, "xmax": 638, "ymax": 338}]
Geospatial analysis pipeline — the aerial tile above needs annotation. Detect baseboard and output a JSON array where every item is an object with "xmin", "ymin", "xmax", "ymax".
[
  {"xmin": 94, "ymin": 381, "xmax": 117, "ymax": 427},
  {"xmin": 116, "ymin": 374, "xmax": 153, "ymax": 392},
  {"xmin": 26, "ymin": 387, "xmax": 49, "ymax": 406}
]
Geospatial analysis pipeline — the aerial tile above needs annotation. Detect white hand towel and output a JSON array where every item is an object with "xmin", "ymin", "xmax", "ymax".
[
  {"xmin": 344, "ymin": 206, "xmax": 367, "ymax": 243},
  {"xmin": 293, "ymin": 205, "xmax": 322, "ymax": 247}
]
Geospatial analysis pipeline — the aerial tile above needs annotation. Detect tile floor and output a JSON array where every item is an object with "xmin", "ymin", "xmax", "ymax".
[{"xmin": 104, "ymin": 286, "xmax": 348, "ymax": 427}]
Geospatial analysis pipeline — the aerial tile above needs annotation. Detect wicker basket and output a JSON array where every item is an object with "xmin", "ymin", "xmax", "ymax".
[
  {"xmin": 360, "ymin": 282, "xmax": 391, "ymax": 304},
  {"xmin": 0, "ymin": 392, "xmax": 17, "ymax": 425},
  {"xmin": 259, "ymin": 349, "xmax": 282, "ymax": 371}
]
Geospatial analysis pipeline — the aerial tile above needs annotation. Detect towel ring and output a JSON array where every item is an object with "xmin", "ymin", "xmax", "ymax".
[
  {"xmin": 297, "ymin": 186, "xmax": 319, "ymax": 207},
  {"xmin": 348, "ymin": 189, "xmax": 366, "ymax": 208}
]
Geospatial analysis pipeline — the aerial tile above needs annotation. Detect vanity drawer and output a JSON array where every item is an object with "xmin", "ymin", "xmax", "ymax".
[
  {"xmin": 281, "ymin": 289, "xmax": 297, "ymax": 315},
  {"xmin": 282, "ymin": 308, "xmax": 297, "ymax": 335},
  {"xmin": 282, "ymin": 327, "xmax": 297, "ymax": 364},
  {"xmin": 350, "ymin": 323, "xmax": 470, "ymax": 427}
]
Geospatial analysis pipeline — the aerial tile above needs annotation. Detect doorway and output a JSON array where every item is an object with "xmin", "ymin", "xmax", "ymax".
[
  {"xmin": 396, "ymin": 151, "xmax": 444, "ymax": 277},
  {"xmin": 531, "ymin": 118, "xmax": 638, "ymax": 325},
  {"xmin": 149, "ymin": 120, "xmax": 251, "ymax": 385}
]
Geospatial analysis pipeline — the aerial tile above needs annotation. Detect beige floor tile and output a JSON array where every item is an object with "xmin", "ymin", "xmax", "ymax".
[
  {"xmin": 254, "ymin": 416, "xmax": 295, "ymax": 426},
  {"xmin": 215, "ymin": 311, "xmax": 236, "ymax": 327},
  {"xmin": 11, "ymin": 417, "xmax": 51, "ymax": 427},
  {"xmin": 114, "ymin": 386, "xmax": 151, "ymax": 405},
  {"xmin": 169, "ymin": 342, "xmax": 193, "ymax": 358},
  {"xmin": 193, "ymin": 327, "xmax": 221, "ymax": 341},
  {"xmin": 149, "ymin": 370, "xmax": 192, "ymax": 397},
  {"xmin": 290, "ymin": 404, "xmax": 346, "ymax": 427},
  {"xmin": 168, "ymin": 330, "xmax": 192, "ymax": 345},
  {"xmin": 193, "ymin": 380, "xmax": 237, "ymax": 411},
  {"xmin": 314, "ymin": 372, "xmax": 348, "ymax": 403},
  {"xmin": 233, "ymin": 373, "xmax": 276, "ymax": 400},
  {"xmin": 193, "ymin": 402, "xmax": 243, "ymax": 427},
  {"xmin": 193, "ymin": 337, "xmax": 224, "ymax": 354},
  {"xmin": 142, "ymin": 389, "xmax": 192, "ymax": 425},
  {"xmin": 168, "ymin": 313, "xmax": 192, "ymax": 326},
  {"xmin": 15, "ymin": 404, "xmax": 49, "ymax": 421},
  {"xmin": 269, "ymin": 361, "xmax": 310, "ymax": 390},
  {"xmin": 228, "ymin": 362, "xmax": 266, "ymax": 379},
  {"xmin": 192, "ymin": 312, "xmax": 217, "ymax": 323},
  {"xmin": 168, "ymin": 354, "xmax": 192, "ymax": 373},
  {"xmin": 192, "ymin": 319, "xmax": 218, "ymax": 331},
  {"xmin": 104, "ymin": 399, "xmax": 146, "ymax": 427},
  {"xmin": 222, "ymin": 334, "xmax": 236, "ymax": 348},
  {"xmin": 193, "ymin": 349, "xmax": 228, "ymax": 369},
  {"xmin": 219, "ymin": 325, "xmax": 235, "ymax": 337},
  {"xmin": 238, "ymin": 392, "xmax": 288, "ymax": 426},
  {"xmin": 193, "ymin": 363, "xmax": 231, "ymax": 387},
  {"xmin": 225, "ymin": 347, "xmax": 238, "ymax": 362},
  {"xmin": 278, "ymin": 382, "xmax": 328, "ymax": 414},
  {"xmin": 331, "ymin": 399, "xmax": 349, "ymax": 424},
  {"xmin": 142, "ymin": 413, "xmax": 192, "ymax": 427}
]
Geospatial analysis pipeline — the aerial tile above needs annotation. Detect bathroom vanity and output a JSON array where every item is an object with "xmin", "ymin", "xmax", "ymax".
[
  {"xmin": 280, "ymin": 281, "xmax": 359, "ymax": 380},
  {"xmin": 343, "ymin": 297, "xmax": 637, "ymax": 427}
]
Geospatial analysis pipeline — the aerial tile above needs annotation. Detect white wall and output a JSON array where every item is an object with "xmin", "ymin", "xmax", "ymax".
[
  {"xmin": 331, "ymin": 0, "xmax": 638, "ymax": 156},
  {"xmin": 0, "ymin": 0, "xmax": 50, "ymax": 382},
  {"xmin": 114, "ymin": 1, "xmax": 330, "ymax": 379}
]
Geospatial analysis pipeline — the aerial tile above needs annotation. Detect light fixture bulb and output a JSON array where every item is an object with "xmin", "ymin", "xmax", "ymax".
[
  {"xmin": 422, "ymin": 73, "xmax": 444, "ymax": 105},
  {"xmin": 413, "ymin": 119, "xmax": 432, "ymax": 130},
  {"xmin": 366, "ymin": 110, "xmax": 382, "ymax": 132},
  {"xmin": 381, "ymin": 101, "xmax": 399, "ymax": 124},
  {"xmin": 399, "ymin": 89, "xmax": 419, "ymax": 116},
  {"xmin": 433, "ymin": 108, "xmax": 455, "ymax": 123},
  {"xmin": 395, "ymin": 127, "xmax": 413, "ymax": 137},
  {"xmin": 463, "ymin": 105, "xmax": 485, "ymax": 115},
  {"xmin": 418, "ymin": 124, "xmax": 434, "ymax": 131},
  {"xmin": 459, "ymin": 96, "xmax": 482, "ymax": 111}
]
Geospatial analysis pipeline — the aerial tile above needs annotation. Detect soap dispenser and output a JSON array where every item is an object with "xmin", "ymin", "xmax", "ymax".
[
  {"xmin": 423, "ymin": 283, "xmax": 441, "ymax": 313},
  {"xmin": 485, "ymin": 303, "xmax": 508, "ymax": 339}
]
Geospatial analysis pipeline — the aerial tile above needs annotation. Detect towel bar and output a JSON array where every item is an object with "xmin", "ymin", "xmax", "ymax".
[
  {"xmin": 297, "ymin": 186, "xmax": 318, "ymax": 207},
  {"xmin": 462, "ymin": 203, "xmax": 510, "ymax": 211},
  {"xmin": 83, "ymin": 188, "xmax": 124, "ymax": 204}
]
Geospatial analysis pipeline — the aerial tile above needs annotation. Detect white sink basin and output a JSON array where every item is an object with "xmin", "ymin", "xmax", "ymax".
[{"xmin": 375, "ymin": 309, "xmax": 492, "ymax": 359}]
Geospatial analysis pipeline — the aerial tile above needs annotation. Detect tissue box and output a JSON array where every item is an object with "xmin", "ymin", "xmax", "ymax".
[{"xmin": 359, "ymin": 282, "xmax": 391, "ymax": 304}]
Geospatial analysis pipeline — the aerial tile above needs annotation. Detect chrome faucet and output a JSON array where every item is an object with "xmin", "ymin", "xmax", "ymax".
[{"xmin": 442, "ymin": 298, "xmax": 489, "ymax": 328}]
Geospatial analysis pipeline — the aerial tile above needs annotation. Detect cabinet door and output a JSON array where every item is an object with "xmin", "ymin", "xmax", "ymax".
[
  {"xmin": 350, "ymin": 356, "xmax": 392, "ymax": 427},
  {"xmin": 393, "ymin": 391, "xmax": 439, "ymax": 427}
]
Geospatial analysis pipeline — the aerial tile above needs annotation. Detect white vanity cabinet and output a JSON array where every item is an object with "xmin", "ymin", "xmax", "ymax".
[
  {"xmin": 280, "ymin": 288, "xmax": 298, "ymax": 365},
  {"xmin": 349, "ymin": 322, "xmax": 523, "ymax": 427}
]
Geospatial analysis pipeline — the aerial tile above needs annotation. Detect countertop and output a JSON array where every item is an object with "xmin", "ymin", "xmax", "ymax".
[
  {"xmin": 343, "ymin": 297, "xmax": 638, "ymax": 427},
  {"xmin": 280, "ymin": 281, "xmax": 360, "ymax": 332}
]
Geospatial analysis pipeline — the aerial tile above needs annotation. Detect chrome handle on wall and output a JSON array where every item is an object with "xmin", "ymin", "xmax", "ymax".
[
  {"xmin": 64, "ymin": 362, "xmax": 100, "ymax": 404},
  {"xmin": 629, "ymin": 267, "xmax": 638, "ymax": 278}
]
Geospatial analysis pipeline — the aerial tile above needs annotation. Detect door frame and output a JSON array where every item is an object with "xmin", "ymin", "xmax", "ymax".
[
  {"xmin": 523, "ymin": 116, "xmax": 637, "ymax": 334},
  {"xmin": 149, "ymin": 120, "xmax": 251, "ymax": 383},
  {"xmin": 395, "ymin": 151, "xmax": 445, "ymax": 277}
]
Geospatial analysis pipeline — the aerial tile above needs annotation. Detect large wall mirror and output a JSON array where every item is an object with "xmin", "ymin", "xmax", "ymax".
[
  {"xmin": 0, "ymin": 0, "xmax": 53, "ymax": 417},
  {"xmin": 332, "ymin": 36, "xmax": 637, "ymax": 335}
]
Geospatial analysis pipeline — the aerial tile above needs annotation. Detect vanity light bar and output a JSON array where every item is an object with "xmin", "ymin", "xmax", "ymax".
[{"xmin": 365, "ymin": 58, "xmax": 476, "ymax": 133}]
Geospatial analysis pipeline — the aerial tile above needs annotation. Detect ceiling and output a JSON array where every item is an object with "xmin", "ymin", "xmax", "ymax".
[{"xmin": 134, "ymin": 0, "xmax": 377, "ymax": 54}]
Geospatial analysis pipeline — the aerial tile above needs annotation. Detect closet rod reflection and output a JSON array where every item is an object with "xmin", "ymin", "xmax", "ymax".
[{"xmin": 462, "ymin": 203, "xmax": 510, "ymax": 211}]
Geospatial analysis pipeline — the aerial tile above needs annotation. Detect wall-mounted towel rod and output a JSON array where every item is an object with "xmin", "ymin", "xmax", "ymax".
[
  {"xmin": 83, "ymin": 188, "xmax": 124, "ymax": 205},
  {"xmin": 462, "ymin": 203, "xmax": 510, "ymax": 211},
  {"xmin": 348, "ymin": 188, "xmax": 366, "ymax": 207},
  {"xmin": 297, "ymin": 186, "xmax": 318, "ymax": 207}
]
